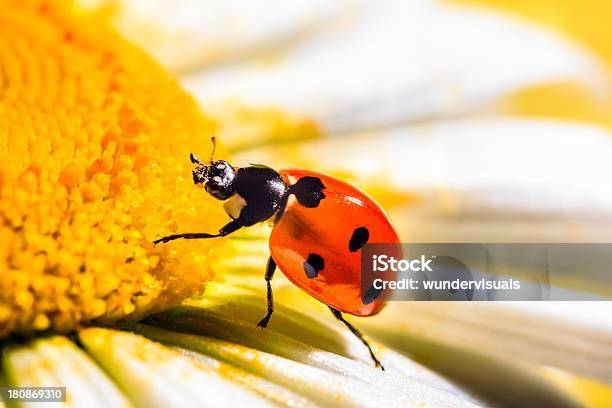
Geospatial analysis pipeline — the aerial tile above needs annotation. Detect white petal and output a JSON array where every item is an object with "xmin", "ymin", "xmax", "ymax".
[
  {"xmin": 236, "ymin": 119, "xmax": 612, "ymax": 241},
  {"xmin": 507, "ymin": 302, "xmax": 612, "ymax": 332},
  {"xmin": 145, "ymin": 294, "xmax": 476, "ymax": 401},
  {"xmin": 183, "ymin": 1, "xmax": 608, "ymax": 131},
  {"xmin": 362, "ymin": 302, "xmax": 612, "ymax": 386},
  {"xmin": 2, "ymin": 337, "xmax": 131, "ymax": 408},
  {"xmin": 80, "ymin": 0, "xmax": 347, "ymax": 72},
  {"xmin": 131, "ymin": 323, "xmax": 481, "ymax": 408},
  {"xmin": 171, "ymin": 347, "xmax": 315, "ymax": 408},
  {"xmin": 79, "ymin": 328, "xmax": 274, "ymax": 408}
]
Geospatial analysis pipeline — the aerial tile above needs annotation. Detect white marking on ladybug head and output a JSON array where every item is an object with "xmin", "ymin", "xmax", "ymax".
[
  {"xmin": 213, "ymin": 176, "xmax": 222, "ymax": 183},
  {"xmin": 216, "ymin": 163, "xmax": 226, "ymax": 170}
]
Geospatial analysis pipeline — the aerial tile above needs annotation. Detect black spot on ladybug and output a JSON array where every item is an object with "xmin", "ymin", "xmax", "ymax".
[
  {"xmin": 349, "ymin": 227, "xmax": 369, "ymax": 252},
  {"xmin": 290, "ymin": 177, "xmax": 326, "ymax": 208},
  {"xmin": 303, "ymin": 253, "xmax": 324, "ymax": 279},
  {"xmin": 362, "ymin": 285, "xmax": 382, "ymax": 305}
]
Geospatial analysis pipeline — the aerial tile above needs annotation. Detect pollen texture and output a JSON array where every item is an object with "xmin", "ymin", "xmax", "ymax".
[{"xmin": 0, "ymin": 0, "xmax": 228, "ymax": 337}]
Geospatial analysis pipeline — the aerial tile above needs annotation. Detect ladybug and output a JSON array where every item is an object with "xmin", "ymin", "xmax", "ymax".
[{"xmin": 154, "ymin": 138, "xmax": 400, "ymax": 369}]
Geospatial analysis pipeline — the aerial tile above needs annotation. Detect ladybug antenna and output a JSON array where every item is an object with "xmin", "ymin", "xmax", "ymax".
[{"xmin": 209, "ymin": 136, "xmax": 217, "ymax": 163}]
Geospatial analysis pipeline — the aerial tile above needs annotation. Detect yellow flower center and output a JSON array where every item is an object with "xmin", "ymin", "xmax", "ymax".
[{"xmin": 0, "ymin": 0, "xmax": 228, "ymax": 337}]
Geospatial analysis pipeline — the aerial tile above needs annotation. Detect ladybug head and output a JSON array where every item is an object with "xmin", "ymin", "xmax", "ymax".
[{"xmin": 190, "ymin": 137, "xmax": 236, "ymax": 200}]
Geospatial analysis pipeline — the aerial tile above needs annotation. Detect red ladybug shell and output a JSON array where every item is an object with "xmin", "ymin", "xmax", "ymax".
[{"xmin": 270, "ymin": 169, "xmax": 400, "ymax": 316}]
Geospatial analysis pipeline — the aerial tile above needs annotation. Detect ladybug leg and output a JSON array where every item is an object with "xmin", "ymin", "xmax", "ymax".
[
  {"xmin": 153, "ymin": 219, "xmax": 242, "ymax": 245},
  {"xmin": 329, "ymin": 307, "xmax": 384, "ymax": 370},
  {"xmin": 257, "ymin": 257, "xmax": 277, "ymax": 328}
]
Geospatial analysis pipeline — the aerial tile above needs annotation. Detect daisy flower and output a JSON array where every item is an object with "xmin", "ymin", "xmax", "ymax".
[{"xmin": 1, "ymin": 1, "xmax": 611, "ymax": 407}]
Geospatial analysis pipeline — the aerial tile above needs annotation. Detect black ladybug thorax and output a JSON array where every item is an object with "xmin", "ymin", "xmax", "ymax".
[{"xmin": 223, "ymin": 165, "xmax": 289, "ymax": 226}]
